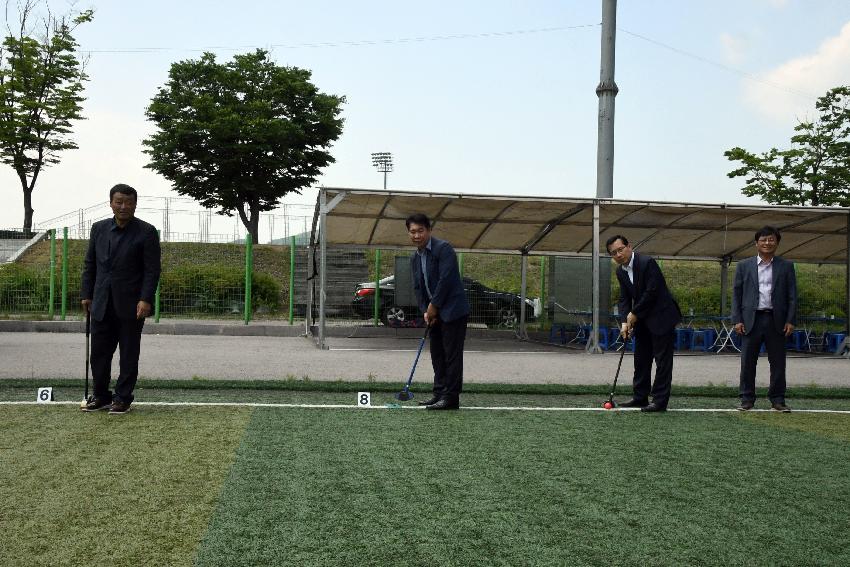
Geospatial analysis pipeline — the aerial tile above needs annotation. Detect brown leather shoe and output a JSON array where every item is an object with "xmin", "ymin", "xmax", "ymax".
[
  {"xmin": 771, "ymin": 402, "xmax": 791, "ymax": 413},
  {"xmin": 737, "ymin": 401, "xmax": 754, "ymax": 411},
  {"xmin": 109, "ymin": 400, "xmax": 132, "ymax": 415}
]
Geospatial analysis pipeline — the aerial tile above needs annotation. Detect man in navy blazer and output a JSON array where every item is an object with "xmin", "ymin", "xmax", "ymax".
[
  {"xmin": 407, "ymin": 213, "xmax": 470, "ymax": 410},
  {"xmin": 608, "ymin": 235, "xmax": 682, "ymax": 412},
  {"xmin": 81, "ymin": 184, "xmax": 161, "ymax": 415},
  {"xmin": 732, "ymin": 226, "xmax": 797, "ymax": 412}
]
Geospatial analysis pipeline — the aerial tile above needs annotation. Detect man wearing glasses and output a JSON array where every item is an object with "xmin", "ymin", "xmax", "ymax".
[
  {"xmin": 607, "ymin": 235, "xmax": 682, "ymax": 412},
  {"xmin": 732, "ymin": 226, "xmax": 797, "ymax": 412}
]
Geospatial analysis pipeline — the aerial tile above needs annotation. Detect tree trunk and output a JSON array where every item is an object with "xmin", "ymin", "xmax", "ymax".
[
  {"xmin": 236, "ymin": 199, "xmax": 261, "ymax": 244},
  {"xmin": 247, "ymin": 201, "xmax": 260, "ymax": 244},
  {"xmin": 21, "ymin": 180, "xmax": 34, "ymax": 235}
]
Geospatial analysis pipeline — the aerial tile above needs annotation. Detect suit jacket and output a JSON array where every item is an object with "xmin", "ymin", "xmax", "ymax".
[
  {"xmin": 616, "ymin": 252, "xmax": 682, "ymax": 335},
  {"xmin": 81, "ymin": 217, "xmax": 161, "ymax": 322},
  {"xmin": 731, "ymin": 255, "xmax": 797, "ymax": 335},
  {"xmin": 410, "ymin": 236, "xmax": 470, "ymax": 323}
]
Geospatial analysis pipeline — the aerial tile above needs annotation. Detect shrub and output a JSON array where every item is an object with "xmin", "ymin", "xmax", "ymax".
[
  {"xmin": 158, "ymin": 265, "xmax": 280, "ymax": 316},
  {"xmin": 0, "ymin": 264, "xmax": 50, "ymax": 312}
]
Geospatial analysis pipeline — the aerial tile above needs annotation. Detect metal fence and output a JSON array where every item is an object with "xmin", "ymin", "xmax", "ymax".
[{"xmin": 2, "ymin": 227, "xmax": 847, "ymax": 353}]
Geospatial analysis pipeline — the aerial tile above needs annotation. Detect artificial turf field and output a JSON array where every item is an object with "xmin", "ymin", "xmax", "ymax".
[{"xmin": 2, "ymin": 381, "xmax": 850, "ymax": 567}]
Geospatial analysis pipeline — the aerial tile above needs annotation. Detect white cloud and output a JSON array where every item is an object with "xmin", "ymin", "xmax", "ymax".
[
  {"xmin": 743, "ymin": 20, "xmax": 850, "ymax": 124},
  {"xmin": 720, "ymin": 32, "xmax": 748, "ymax": 66}
]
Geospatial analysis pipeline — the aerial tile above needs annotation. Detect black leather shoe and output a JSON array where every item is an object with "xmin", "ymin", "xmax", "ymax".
[
  {"xmin": 641, "ymin": 403, "xmax": 667, "ymax": 413},
  {"xmin": 418, "ymin": 396, "xmax": 440, "ymax": 406},
  {"xmin": 426, "ymin": 398, "xmax": 459, "ymax": 411},
  {"xmin": 737, "ymin": 401, "xmax": 754, "ymax": 411},
  {"xmin": 619, "ymin": 398, "xmax": 649, "ymax": 408}
]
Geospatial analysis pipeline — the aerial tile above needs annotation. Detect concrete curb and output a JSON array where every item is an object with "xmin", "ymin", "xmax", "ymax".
[
  {"xmin": 0, "ymin": 319, "xmax": 306, "ymax": 337},
  {"xmin": 0, "ymin": 319, "xmax": 541, "ymax": 340}
]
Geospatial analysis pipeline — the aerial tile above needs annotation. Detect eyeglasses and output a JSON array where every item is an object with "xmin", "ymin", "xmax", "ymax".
[
  {"xmin": 757, "ymin": 238, "xmax": 777, "ymax": 244},
  {"xmin": 608, "ymin": 245, "xmax": 628, "ymax": 257}
]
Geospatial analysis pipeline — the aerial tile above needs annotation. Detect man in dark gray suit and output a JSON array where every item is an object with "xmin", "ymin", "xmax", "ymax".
[
  {"xmin": 407, "ymin": 213, "xmax": 470, "ymax": 410},
  {"xmin": 732, "ymin": 225, "xmax": 797, "ymax": 412},
  {"xmin": 81, "ymin": 184, "xmax": 161, "ymax": 415}
]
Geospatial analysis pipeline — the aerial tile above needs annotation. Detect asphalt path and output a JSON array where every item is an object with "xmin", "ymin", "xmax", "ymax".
[{"xmin": 2, "ymin": 332, "xmax": 847, "ymax": 387}]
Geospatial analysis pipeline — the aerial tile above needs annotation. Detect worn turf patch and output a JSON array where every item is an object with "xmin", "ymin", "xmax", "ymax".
[
  {"xmin": 0, "ymin": 406, "xmax": 252, "ymax": 567},
  {"xmin": 194, "ymin": 408, "xmax": 850, "ymax": 566},
  {"xmin": 740, "ymin": 412, "xmax": 850, "ymax": 443}
]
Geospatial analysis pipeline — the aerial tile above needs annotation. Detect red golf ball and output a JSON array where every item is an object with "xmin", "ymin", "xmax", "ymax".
[{"xmin": 603, "ymin": 402, "xmax": 613, "ymax": 410}]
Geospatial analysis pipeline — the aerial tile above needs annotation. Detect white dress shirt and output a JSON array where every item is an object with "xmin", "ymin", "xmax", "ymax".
[{"xmin": 757, "ymin": 255, "xmax": 773, "ymax": 310}]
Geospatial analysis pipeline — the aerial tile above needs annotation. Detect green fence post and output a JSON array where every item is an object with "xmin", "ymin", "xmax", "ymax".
[
  {"xmin": 289, "ymin": 235, "xmax": 295, "ymax": 325},
  {"xmin": 48, "ymin": 229, "xmax": 56, "ymax": 318},
  {"xmin": 374, "ymin": 249, "xmax": 381, "ymax": 326},
  {"xmin": 244, "ymin": 233, "xmax": 253, "ymax": 325},
  {"xmin": 458, "ymin": 252, "xmax": 464, "ymax": 278},
  {"xmin": 61, "ymin": 227, "xmax": 68, "ymax": 320},
  {"xmin": 154, "ymin": 229, "xmax": 161, "ymax": 323},
  {"xmin": 540, "ymin": 256, "xmax": 546, "ymax": 324}
]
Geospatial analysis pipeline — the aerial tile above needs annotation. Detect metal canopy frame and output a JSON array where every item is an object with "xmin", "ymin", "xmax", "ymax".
[{"xmin": 310, "ymin": 187, "xmax": 850, "ymax": 351}]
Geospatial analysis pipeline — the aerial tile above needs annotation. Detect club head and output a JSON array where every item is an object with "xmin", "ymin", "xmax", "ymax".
[{"xmin": 395, "ymin": 390, "xmax": 414, "ymax": 402}]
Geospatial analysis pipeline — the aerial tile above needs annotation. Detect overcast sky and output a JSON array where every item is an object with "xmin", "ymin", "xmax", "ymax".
[{"xmin": 1, "ymin": 0, "xmax": 849, "ymax": 232}]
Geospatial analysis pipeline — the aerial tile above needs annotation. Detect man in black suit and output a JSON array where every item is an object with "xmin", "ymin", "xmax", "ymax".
[
  {"xmin": 81, "ymin": 184, "xmax": 161, "ymax": 415},
  {"xmin": 732, "ymin": 226, "xmax": 797, "ymax": 412},
  {"xmin": 407, "ymin": 213, "xmax": 470, "ymax": 410},
  {"xmin": 607, "ymin": 235, "xmax": 682, "ymax": 412}
]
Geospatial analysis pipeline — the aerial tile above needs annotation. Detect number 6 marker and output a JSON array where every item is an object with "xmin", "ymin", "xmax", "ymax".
[{"xmin": 37, "ymin": 387, "xmax": 53, "ymax": 403}]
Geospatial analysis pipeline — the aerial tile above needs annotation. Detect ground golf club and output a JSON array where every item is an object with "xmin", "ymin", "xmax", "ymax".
[
  {"xmin": 603, "ymin": 335, "xmax": 628, "ymax": 409},
  {"xmin": 395, "ymin": 325, "xmax": 430, "ymax": 402},
  {"xmin": 81, "ymin": 311, "xmax": 90, "ymax": 409}
]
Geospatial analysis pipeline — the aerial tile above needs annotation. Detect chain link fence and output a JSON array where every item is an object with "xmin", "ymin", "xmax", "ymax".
[{"xmin": 2, "ymin": 220, "xmax": 847, "ymax": 354}]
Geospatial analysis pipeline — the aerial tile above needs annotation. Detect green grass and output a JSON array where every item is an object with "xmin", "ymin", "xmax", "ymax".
[
  {"xmin": 0, "ymin": 406, "xmax": 251, "ymax": 567},
  {"xmin": 1, "ymin": 394, "xmax": 849, "ymax": 566}
]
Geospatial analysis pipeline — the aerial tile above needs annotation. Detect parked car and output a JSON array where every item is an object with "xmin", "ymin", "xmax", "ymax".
[{"xmin": 352, "ymin": 275, "xmax": 539, "ymax": 327}]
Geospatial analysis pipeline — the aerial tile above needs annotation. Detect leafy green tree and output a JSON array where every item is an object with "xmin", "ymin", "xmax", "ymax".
[
  {"xmin": 0, "ymin": 0, "xmax": 93, "ymax": 232},
  {"xmin": 725, "ymin": 86, "xmax": 850, "ymax": 206},
  {"xmin": 144, "ymin": 49, "xmax": 345, "ymax": 243}
]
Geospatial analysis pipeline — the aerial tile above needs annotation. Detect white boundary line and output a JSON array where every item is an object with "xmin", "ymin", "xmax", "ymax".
[{"xmin": 3, "ymin": 401, "xmax": 850, "ymax": 414}]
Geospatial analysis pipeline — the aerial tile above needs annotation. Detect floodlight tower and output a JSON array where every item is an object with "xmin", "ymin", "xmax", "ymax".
[{"xmin": 371, "ymin": 152, "xmax": 393, "ymax": 190}]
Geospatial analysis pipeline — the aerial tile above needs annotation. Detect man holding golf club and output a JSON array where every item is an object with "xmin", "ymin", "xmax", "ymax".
[
  {"xmin": 407, "ymin": 213, "xmax": 470, "ymax": 410},
  {"xmin": 80, "ymin": 184, "xmax": 161, "ymax": 415},
  {"xmin": 608, "ymin": 235, "xmax": 681, "ymax": 412}
]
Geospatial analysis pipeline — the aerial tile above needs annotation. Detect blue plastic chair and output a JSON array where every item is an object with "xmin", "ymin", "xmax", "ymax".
[
  {"xmin": 690, "ymin": 328, "xmax": 717, "ymax": 352},
  {"xmin": 674, "ymin": 327, "xmax": 693, "ymax": 351},
  {"xmin": 827, "ymin": 333, "xmax": 847, "ymax": 353}
]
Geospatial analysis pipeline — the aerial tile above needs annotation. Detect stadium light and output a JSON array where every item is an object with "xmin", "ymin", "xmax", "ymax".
[{"xmin": 371, "ymin": 152, "xmax": 393, "ymax": 190}]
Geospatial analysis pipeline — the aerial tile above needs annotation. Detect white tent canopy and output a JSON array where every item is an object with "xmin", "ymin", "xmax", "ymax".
[
  {"xmin": 320, "ymin": 188, "xmax": 849, "ymax": 263},
  {"xmin": 311, "ymin": 187, "xmax": 850, "ymax": 350}
]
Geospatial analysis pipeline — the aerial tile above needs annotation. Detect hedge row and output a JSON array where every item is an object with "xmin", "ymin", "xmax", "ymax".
[{"xmin": 0, "ymin": 264, "xmax": 281, "ymax": 315}]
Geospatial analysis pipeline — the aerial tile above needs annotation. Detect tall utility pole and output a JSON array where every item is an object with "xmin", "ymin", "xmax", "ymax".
[
  {"xmin": 371, "ymin": 152, "xmax": 393, "ymax": 190},
  {"xmin": 589, "ymin": 0, "xmax": 618, "ymax": 354},
  {"xmin": 596, "ymin": 0, "xmax": 618, "ymax": 199}
]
